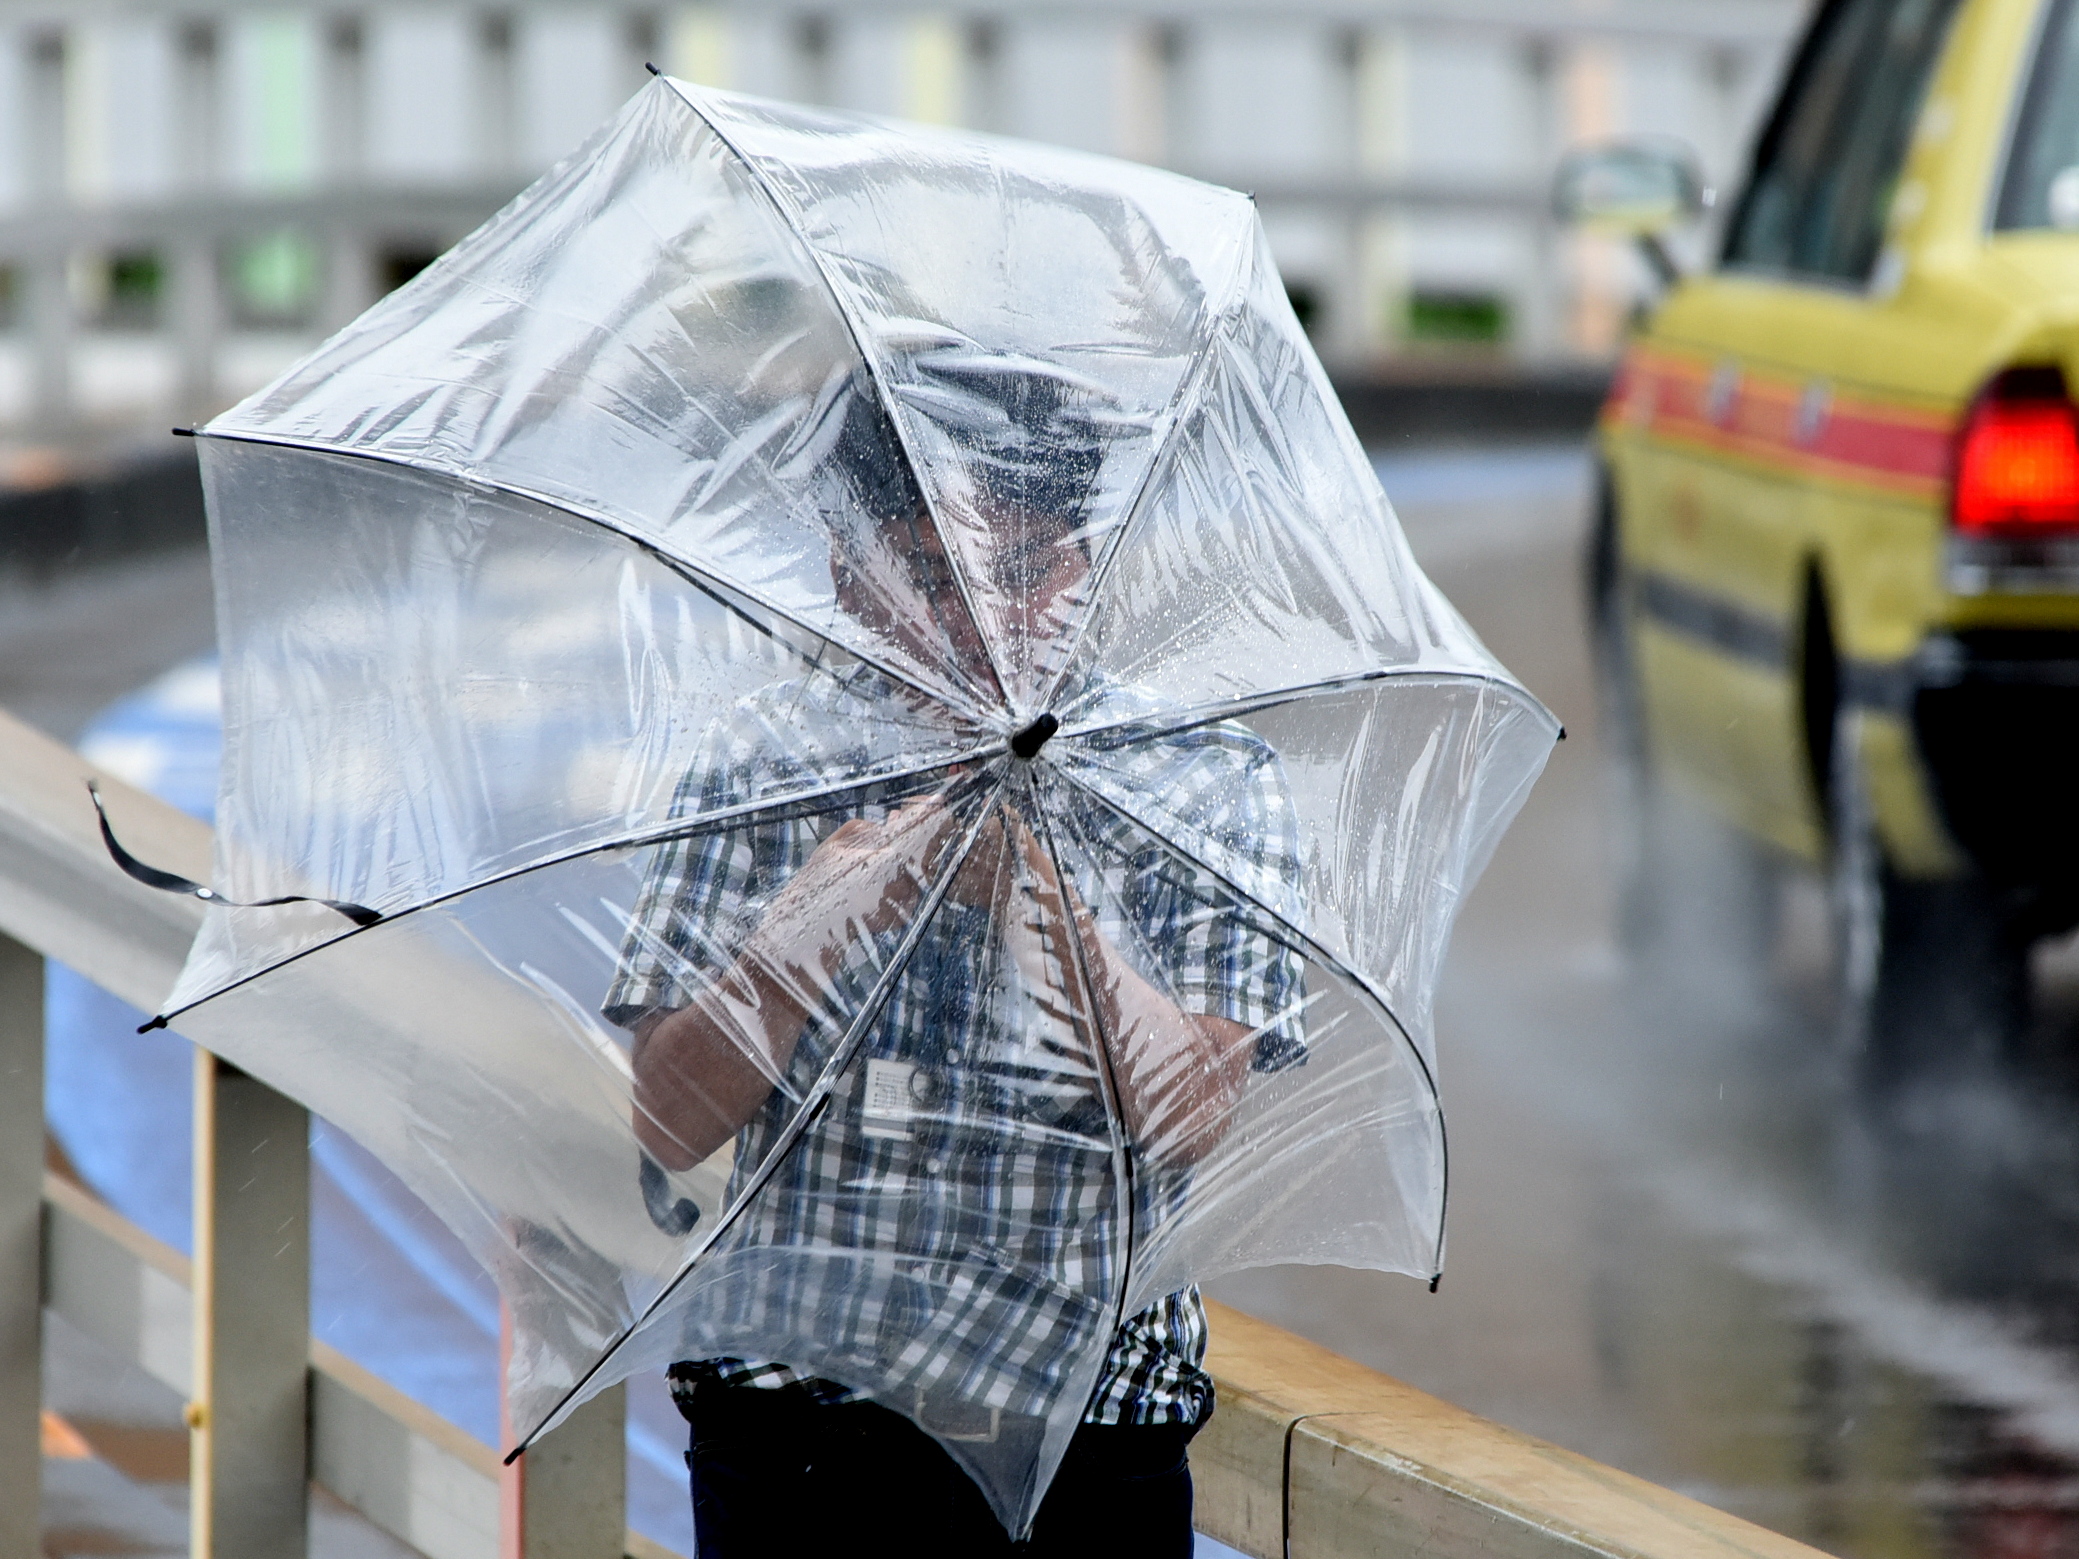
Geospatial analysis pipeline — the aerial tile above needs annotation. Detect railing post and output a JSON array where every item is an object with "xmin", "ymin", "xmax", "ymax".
[
  {"xmin": 171, "ymin": 16, "xmax": 220, "ymax": 424},
  {"xmin": 191, "ymin": 1050, "xmax": 309, "ymax": 1559},
  {"xmin": 321, "ymin": 13, "xmax": 367, "ymax": 182},
  {"xmin": 0, "ymin": 934, "xmax": 43, "ymax": 1559},
  {"xmin": 24, "ymin": 23, "xmax": 70, "ymax": 435},
  {"xmin": 169, "ymin": 239, "xmax": 220, "ymax": 427},
  {"xmin": 24, "ymin": 256, "xmax": 71, "ymax": 435},
  {"xmin": 321, "ymin": 230, "xmax": 376, "ymax": 333},
  {"xmin": 500, "ymin": 1303, "xmax": 627, "ymax": 1559}
]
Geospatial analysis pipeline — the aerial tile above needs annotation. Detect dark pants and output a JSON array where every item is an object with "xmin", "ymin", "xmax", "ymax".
[{"xmin": 685, "ymin": 1380, "xmax": 1198, "ymax": 1557}]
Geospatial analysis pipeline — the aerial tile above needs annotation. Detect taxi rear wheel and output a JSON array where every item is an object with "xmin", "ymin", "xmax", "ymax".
[{"xmin": 1825, "ymin": 714, "xmax": 2030, "ymax": 1077}]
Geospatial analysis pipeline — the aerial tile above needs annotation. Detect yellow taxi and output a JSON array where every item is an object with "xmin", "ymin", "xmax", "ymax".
[{"xmin": 1573, "ymin": 0, "xmax": 2079, "ymax": 1060}]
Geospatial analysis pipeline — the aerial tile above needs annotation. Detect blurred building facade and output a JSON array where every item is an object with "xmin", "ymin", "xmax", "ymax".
[{"xmin": 0, "ymin": 0, "xmax": 1804, "ymax": 441}]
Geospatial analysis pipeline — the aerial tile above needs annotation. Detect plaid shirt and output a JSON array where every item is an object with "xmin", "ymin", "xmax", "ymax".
[{"xmin": 604, "ymin": 664, "xmax": 1304, "ymax": 1427}]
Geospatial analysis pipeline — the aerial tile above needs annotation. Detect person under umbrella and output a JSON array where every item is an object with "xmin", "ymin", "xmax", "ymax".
[
  {"xmin": 606, "ymin": 362, "xmax": 1305, "ymax": 1555},
  {"xmin": 107, "ymin": 74, "xmax": 1557, "ymax": 1547}
]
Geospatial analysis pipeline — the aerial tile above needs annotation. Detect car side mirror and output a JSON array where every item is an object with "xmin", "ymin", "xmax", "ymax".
[{"xmin": 1552, "ymin": 138, "xmax": 1713, "ymax": 290}]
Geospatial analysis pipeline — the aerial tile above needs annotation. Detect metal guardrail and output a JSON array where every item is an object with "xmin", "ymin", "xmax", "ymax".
[
  {"xmin": 1195, "ymin": 1302, "xmax": 1841, "ymax": 1559},
  {"xmin": 0, "ymin": 1, "xmax": 1801, "ymax": 36},
  {"xmin": 45, "ymin": 1175, "xmax": 490, "ymax": 1559},
  {"xmin": 0, "ymin": 700, "xmax": 1839, "ymax": 1559},
  {"xmin": 42, "ymin": 1175, "xmax": 661, "ymax": 1559},
  {"xmin": 0, "ymin": 705, "xmax": 639, "ymax": 1559},
  {"xmin": 0, "ymin": 0, "xmax": 1802, "ymax": 438}
]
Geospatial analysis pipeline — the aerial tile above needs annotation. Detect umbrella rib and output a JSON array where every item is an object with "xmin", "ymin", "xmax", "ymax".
[
  {"xmin": 1032, "ymin": 325, "xmax": 1229, "ymax": 714},
  {"xmin": 631, "ymin": 534, "xmax": 837, "ymax": 672},
  {"xmin": 1045, "ymin": 763, "xmax": 1451, "ymax": 1281},
  {"xmin": 147, "ymin": 740, "xmax": 1008, "ymax": 1026},
  {"xmin": 506, "ymin": 781, "xmax": 1009, "ymax": 1463},
  {"xmin": 1022, "ymin": 778, "xmax": 1141, "ymax": 1367},
  {"xmin": 658, "ymin": 77, "xmax": 1015, "ymax": 716},
  {"xmin": 185, "ymin": 427, "xmax": 994, "ymax": 729},
  {"xmin": 1058, "ymin": 665, "xmax": 1556, "ymax": 750}
]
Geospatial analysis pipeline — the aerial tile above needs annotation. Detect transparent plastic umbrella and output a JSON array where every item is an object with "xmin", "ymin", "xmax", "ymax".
[{"xmin": 127, "ymin": 76, "xmax": 1558, "ymax": 1533}]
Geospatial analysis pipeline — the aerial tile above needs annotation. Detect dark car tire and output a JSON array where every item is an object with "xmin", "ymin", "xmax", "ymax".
[{"xmin": 1826, "ymin": 712, "xmax": 2030, "ymax": 1077}]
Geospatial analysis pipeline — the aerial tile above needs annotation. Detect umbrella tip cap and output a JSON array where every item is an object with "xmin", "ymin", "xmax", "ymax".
[{"xmin": 1009, "ymin": 712, "xmax": 1060, "ymax": 761}]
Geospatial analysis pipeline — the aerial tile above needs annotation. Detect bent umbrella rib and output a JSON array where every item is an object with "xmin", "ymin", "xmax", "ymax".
[
  {"xmin": 1044, "ymin": 764, "xmax": 1450, "ymax": 1278},
  {"xmin": 1023, "ymin": 784, "xmax": 1140, "ymax": 1361},
  {"xmin": 507, "ymin": 780, "xmax": 1010, "ymax": 1461},
  {"xmin": 1033, "ymin": 299, "xmax": 1234, "ymax": 716},
  {"xmin": 632, "ymin": 532, "xmax": 836, "ymax": 674},
  {"xmin": 187, "ymin": 427, "xmax": 994, "ymax": 730},
  {"xmin": 659, "ymin": 77, "xmax": 1013, "ymax": 716},
  {"xmin": 1059, "ymin": 665, "xmax": 1555, "ymax": 750},
  {"xmin": 148, "ymin": 740, "xmax": 1009, "ymax": 1025}
]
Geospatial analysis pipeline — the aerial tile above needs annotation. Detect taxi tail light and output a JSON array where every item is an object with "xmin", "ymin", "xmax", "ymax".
[{"xmin": 1952, "ymin": 369, "xmax": 2079, "ymax": 534}]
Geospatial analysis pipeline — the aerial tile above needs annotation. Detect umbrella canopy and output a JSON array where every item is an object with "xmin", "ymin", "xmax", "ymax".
[{"xmin": 147, "ymin": 76, "xmax": 1557, "ymax": 1532}]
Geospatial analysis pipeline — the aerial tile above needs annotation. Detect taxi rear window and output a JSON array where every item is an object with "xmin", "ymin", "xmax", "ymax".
[
  {"xmin": 1723, "ymin": 0, "xmax": 1966, "ymax": 284},
  {"xmin": 1996, "ymin": 0, "xmax": 2079, "ymax": 232}
]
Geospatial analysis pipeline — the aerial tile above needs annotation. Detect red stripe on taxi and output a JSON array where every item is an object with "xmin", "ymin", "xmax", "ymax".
[{"xmin": 1606, "ymin": 344, "xmax": 1952, "ymax": 501}]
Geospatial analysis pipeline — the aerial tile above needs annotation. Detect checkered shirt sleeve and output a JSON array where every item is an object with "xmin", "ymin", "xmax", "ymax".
[
  {"xmin": 1089, "ymin": 721, "xmax": 1308, "ymax": 1072},
  {"xmin": 601, "ymin": 716, "xmax": 780, "ymax": 1027}
]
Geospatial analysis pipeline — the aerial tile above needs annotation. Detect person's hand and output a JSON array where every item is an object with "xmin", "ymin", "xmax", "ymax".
[
  {"xmin": 1113, "ymin": 1012, "xmax": 1254, "ymax": 1165},
  {"xmin": 990, "ymin": 823, "xmax": 1255, "ymax": 1164},
  {"xmin": 743, "ymin": 797, "xmax": 957, "ymax": 998},
  {"xmin": 631, "ymin": 796, "xmax": 963, "ymax": 1170},
  {"xmin": 944, "ymin": 802, "xmax": 1057, "ymax": 912}
]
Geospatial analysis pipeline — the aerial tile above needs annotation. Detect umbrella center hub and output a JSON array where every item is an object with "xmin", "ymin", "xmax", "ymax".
[{"xmin": 1008, "ymin": 712, "xmax": 1060, "ymax": 761}]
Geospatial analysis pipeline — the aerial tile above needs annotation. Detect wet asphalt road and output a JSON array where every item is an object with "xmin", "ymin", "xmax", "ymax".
[
  {"xmin": 0, "ymin": 546, "xmax": 216, "ymax": 745},
  {"xmin": 1216, "ymin": 446, "xmax": 2079, "ymax": 1559},
  {"xmin": 18, "ymin": 442, "xmax": 2079, "ymax": 1559}
]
